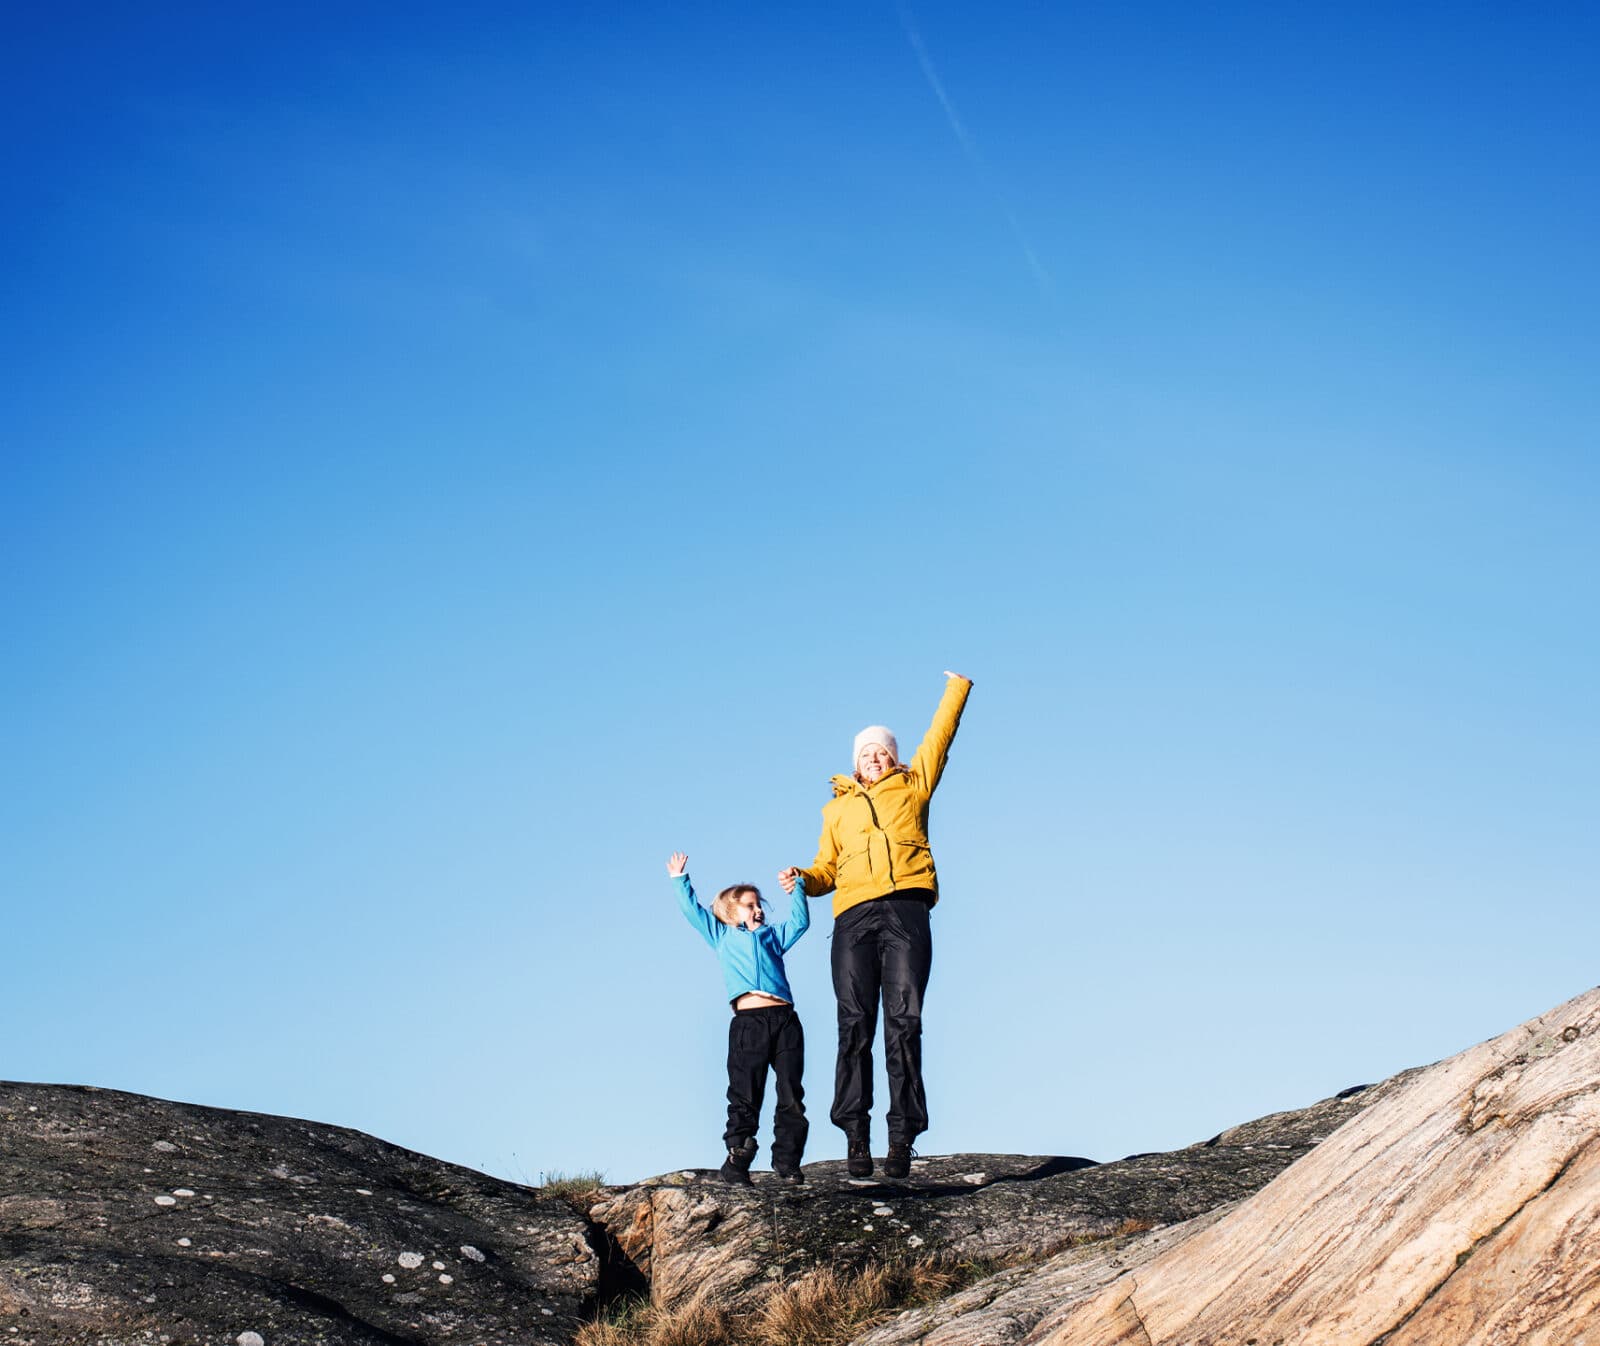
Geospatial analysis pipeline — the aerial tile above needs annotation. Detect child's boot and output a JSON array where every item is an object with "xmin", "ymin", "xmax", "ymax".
[{"xmin": 719, "ymin": 1137, "xmax": 758, "ymax": 1185}]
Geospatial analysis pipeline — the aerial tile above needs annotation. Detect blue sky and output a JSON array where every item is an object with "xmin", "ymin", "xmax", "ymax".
[{"xmin": 4, "ymin": 2, "xmax": 1596, "ymax": 1184}]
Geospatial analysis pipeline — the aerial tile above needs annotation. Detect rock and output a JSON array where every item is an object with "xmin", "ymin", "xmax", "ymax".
[
  {"xmin": 859, "ymin": 985, "xmax": 1600, "ymax": 1346},
  {"xmin": 13, "ymin": 990, "xmax": 1593, "ymax": 1346},
  {"xmin": 589, "ymin": 1079, "xmax": 1399, "ymax": 1314},
  {"xmin": 852, "ymin": 1214, "xmax": 1226, "ymax": 1346},
  {"xmin": 0, "ymin": 1082, "xmax": 598, "ymax": 1344}
]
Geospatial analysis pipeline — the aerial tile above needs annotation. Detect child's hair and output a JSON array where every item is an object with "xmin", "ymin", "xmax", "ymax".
[{"xmin": 712, "ymin": 884, "xmax": 760, "ymax": 925}]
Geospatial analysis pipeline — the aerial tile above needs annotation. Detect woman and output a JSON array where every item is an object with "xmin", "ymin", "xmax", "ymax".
[{"xmin": 779, "ymin": 670, "xmax": 972, "ymax": 1179}]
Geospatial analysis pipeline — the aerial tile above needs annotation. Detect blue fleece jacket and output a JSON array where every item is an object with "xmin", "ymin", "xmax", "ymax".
[{"xmin": 673, "ymin": 873, "xmax": 809, "ymax": 1005}]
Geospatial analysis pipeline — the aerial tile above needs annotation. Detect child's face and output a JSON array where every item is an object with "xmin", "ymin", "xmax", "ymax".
[{"xmin": 734, "ymin": 891, "xmax": 765, "ymax": 930}]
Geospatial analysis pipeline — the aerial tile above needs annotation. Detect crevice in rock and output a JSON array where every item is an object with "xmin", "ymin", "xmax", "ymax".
[
  {"xmin": 550, "ymin": 1194, "xmax": 649, "ymax": 1320},
  {"xmin": 1362, "ymin": 1135, "xmax": 1596, "ymax": 1346},
  {"xmin": 587, "ymin": 1217, "xmax": 651, "ymax": 1312},
  {"xmin": 269, "ymin": 1278, "xmax": 432, "ymax": 1346},
  {"xmin": 1118, "ymin": 1279, "xmax": 1155, "ymax": 1346}
]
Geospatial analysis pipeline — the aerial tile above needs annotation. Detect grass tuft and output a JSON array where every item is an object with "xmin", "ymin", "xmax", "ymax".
[
  {"xmin": 576, "ymin": 1256, "xmax": 989, "ymax": 1346},
  {"xmin": 538, "ymin": 1169, "xmax": 608, "ymax": 1202}
]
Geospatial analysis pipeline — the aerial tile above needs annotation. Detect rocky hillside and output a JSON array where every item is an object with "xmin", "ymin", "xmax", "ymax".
[
  {"xmin": 0, "ymin": 1084, "xmax": 598, "ymax": 1345},
  {"xmin": 0, "ymin": 1075, "xmax": 1384, "ymax": 1344},
  {"xmin": 5, "ymin": 986, "xmax": 1597, "ymax": 1345}
]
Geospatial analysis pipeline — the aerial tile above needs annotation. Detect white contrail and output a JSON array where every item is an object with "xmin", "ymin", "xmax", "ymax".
[{"xmin": 898, "ymin": 3, "xmax": 1052, "ymax": 293}]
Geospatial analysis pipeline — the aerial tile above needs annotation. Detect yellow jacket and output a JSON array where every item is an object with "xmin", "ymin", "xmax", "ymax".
[{"xmin": 799, "ymin": 676, "xmax": 972, "ymax": 918}]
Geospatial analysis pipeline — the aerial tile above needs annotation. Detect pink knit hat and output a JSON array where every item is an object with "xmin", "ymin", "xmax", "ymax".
[{"xmin": 852, "ymin": 725, "xmax": 898, "ymax": 766}]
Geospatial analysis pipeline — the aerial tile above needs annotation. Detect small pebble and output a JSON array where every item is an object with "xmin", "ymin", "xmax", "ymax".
[
  {"xmin": 236, "ymin": 1334, "xmax": 265, "ymax": 1346},
  {"xmin": 460, "ymin": 1245, "xmax": 485, "ymax": 1262},
  {"xmin": 154, "ymin": 1141, "xmax": 178, "ymax": 1153},
  {"xmin": 173, "ymin": 1188, "xmax": 196, "ymax": 1198},
  {"xmin": 382, "ymin": 1274, "xmax": 396, "ymax": 1285},
  {"xmin": 357, "ymin": 1188, "xmax": 373, "ymax": 1196},
  {"xmin": 397, "ymin": 1252, "xmax": 423, "ymax": 1269},
  {"xmin": 432, "ymin": 1261, "xmax": 445, "ymax": 1271},
  {"xmin": 154, "ymin": 1196, "xmax": 178, "ymax": 1207},
  {"xmin": 438, "ymin": 1274, "xmax": 453, "ymax": 1285},
  {"xmin": 177, "ymin": 1238, "xmax": 192, "ymax": 1248}
]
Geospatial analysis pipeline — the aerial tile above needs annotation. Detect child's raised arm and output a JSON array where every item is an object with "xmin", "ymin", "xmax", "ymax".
[
  {"xmin": 668, "ymin": 851, "xmax": 720, "ymax": 948},
  {"xmin": 771, "ymin": 881, "xmax": 810, "ymax": 952}
]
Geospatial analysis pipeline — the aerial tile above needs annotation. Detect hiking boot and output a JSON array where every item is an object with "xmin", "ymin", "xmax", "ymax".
[
  {"xmin": 719, "ymin": 1137, "xmax": 757, "ymax": 1186},
  {"xmin": 884, "ymin": 1141, "xmax": 916, "ymax": 1180},
  {"xmin": 774, "ymin": 1164, "xmax": 806, "ymax": 1185},
  {"xmin": 846, "ymin": 1132, "xmax": 873, "ymax": 1179}
]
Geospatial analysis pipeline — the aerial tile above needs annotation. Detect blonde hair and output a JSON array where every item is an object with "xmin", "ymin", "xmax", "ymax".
[{"xmin": 712, "ymin": 884, "xmax": 761, "ymax": 925}]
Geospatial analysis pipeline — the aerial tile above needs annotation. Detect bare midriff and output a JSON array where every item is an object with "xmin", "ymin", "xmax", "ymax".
[{"xmin": 732, "ymin": 992, "xmax": 790, "ymax": 1010}]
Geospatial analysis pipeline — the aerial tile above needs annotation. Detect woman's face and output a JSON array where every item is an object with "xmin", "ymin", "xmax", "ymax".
[{"xmin": 857, "ymin": 743, "xmax": 897, "ymax": 783}]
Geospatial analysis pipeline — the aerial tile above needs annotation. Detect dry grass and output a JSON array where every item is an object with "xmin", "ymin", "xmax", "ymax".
[
  {"xmin": 577, "ymin": 1292, "xmax": 736, "ymax": 1346},
  {"xmin": 576, "ymin": 1257, "xmax": 981, "ymax": 1346},
  {"xmin": 539, "ymin": 1169, "xmax": 608, "ymax": 1203}
]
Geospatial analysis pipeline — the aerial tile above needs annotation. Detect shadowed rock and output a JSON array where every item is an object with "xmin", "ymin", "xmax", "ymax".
[
  {"xmin": 588, "ymin": 1079, "xmax": 1401, "ymax": 1314},
  {"xmin": 0, "ymin": 1083, "xmax": 598, "ymax": 1345}
]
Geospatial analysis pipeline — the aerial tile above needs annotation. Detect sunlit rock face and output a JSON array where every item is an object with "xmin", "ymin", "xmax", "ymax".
[
  {"xmin": 858, "ymin": 986, "xmax": 1600, "ymax": 1346},
  {"xmin": 0, "ymin": 1083, "xmax": 597, "ymax": 1345}
]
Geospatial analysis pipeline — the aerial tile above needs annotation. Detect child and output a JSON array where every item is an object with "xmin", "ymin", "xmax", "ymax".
[{"xmin": 667, "ymin": 850, "xmax": 810, "ymax": 1185}]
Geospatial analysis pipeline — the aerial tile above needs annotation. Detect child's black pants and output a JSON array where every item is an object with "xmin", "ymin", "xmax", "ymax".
[{"xmin": 725, "ymin": 1003, "xmax": 807, "ymax": 1168}]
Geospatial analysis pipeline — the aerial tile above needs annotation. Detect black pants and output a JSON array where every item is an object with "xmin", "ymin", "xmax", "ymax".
[
  {"xmin": 831, "ymin": 893, "xmax": 934, "ymax": 1145},
  {"xmin": 725, "ymin": 1003, "xmax": 808, "ymax": 1168}
]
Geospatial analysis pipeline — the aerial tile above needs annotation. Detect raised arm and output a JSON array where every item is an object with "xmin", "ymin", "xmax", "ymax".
[
  {"xmin": 908, "ymin": 671, "xmax": 973, "ymax": 795},
  {"xmin": 668, "ymin": 852, "xmax": 720, "ymax": 949},
  {"xmin": 771, "ymin": 882, "xmax": 811, "ymax": 951}
]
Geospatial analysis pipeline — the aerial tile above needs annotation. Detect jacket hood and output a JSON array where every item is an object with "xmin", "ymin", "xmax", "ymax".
[{"xmin": 829, "ymin": 767, "xmax": 906, "ymax": 798}]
